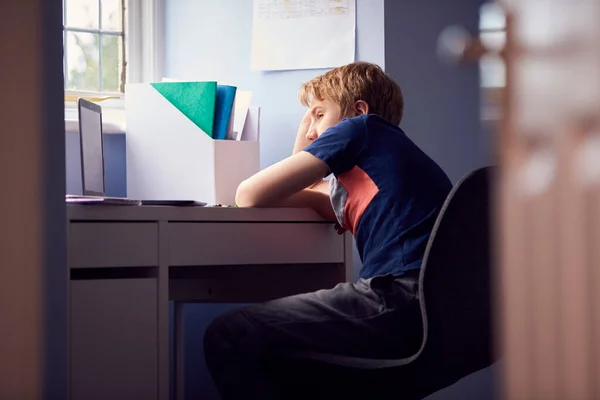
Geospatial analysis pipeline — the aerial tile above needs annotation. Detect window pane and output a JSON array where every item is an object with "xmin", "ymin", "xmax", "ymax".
[
  {"xmin": 480, "ymin": 2, "xmax": 505, "ymax": 31},
  {"xmin": 66, "ymin": 0, "xmax": 100, "ymax": 29},
  {"xmin": 101, "ymin": 0, "xmax": 122, "ymax": 31},
  {"xmin": 480, "ymin": 54, "xmax": 506, "ymax": 88},
  {"xmin": 66, "ymin": 32, "xmax": 100, "ymax": 91},
  {"xmin": 101, "ymin": 35, "xmax": 123, "ymax": 92}
]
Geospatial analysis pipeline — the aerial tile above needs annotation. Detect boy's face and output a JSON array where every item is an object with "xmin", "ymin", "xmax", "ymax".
[{"xmin": 305, "ymin": 98, "xmax": 348, "ymax": 142}]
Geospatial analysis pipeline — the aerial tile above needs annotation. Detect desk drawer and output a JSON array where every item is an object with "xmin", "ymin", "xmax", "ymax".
[
  {"xmin": 168, "ymin": 222, "xmax": 344, "ymax": 266},
  {"xmin": 70, "ymin": 278, "xmax": 158, "ymax": 400},
  {"xmin": 69, "ymin": 223, "xmax": 158, "ymax": 268}
]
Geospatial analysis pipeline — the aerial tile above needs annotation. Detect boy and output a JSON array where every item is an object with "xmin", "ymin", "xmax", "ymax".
[{"xmin": 204, "ymin": 62, "xmax": 452, "ymax": 399}]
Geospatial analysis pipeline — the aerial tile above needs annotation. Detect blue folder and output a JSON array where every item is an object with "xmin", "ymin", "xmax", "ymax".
[{"xmin": 213, "ymin": 85, "xmax": 237, "ymax": 140}]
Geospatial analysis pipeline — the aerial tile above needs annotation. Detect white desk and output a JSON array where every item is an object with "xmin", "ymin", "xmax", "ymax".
[{"xmin": 66, "ymin": 205, "xmax": 353, "ymax": 400}]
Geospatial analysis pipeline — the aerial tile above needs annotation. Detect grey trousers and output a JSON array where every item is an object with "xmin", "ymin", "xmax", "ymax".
[{"xmin": 203, "ymin": 270, "xmax": 422, "ymax": 400}]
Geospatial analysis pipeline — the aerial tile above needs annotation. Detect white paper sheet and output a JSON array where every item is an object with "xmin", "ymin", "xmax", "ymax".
[
  {"xmin": 229, "ymin": 90, "xmax": 253, "ymax": 141},
  {"xmin": 250, "ymin": 0, "xmax": 356, "ymax": 71},
  {"xmin": 242, "ymin": 107, "xmax": 261, "ymax": 142}
]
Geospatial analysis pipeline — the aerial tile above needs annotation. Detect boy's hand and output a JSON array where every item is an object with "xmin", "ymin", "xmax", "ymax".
[
  {"xmin": 334, "ymin": 223, "xmax": 347, "ymax": 235},
  {"xmin": 298, "ymin": 108, "xmax": 312, "ymax": 134},
  {"xmin": 292, "ymin": 110, "xmax": 313, "ymax": 155}
]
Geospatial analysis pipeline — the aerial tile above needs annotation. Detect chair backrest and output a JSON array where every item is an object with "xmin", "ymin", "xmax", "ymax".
[{"xmin": 416, "ymin": 166, "xmax": 497, "ymax": 390}]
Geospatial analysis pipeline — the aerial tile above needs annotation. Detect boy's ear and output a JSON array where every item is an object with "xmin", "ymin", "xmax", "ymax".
[{"xmin": 353, "ymin": 100, "xmax": 369, "ymax": 116}]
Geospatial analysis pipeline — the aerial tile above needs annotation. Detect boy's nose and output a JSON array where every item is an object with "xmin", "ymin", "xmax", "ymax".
[{"xmin": 305, "ymin": 127, "xmax": 318, "ymax": 142}]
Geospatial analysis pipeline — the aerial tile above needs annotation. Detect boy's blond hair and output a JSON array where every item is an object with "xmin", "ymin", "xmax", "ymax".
[{"xmin": 299, "ymin": 62, "xmax": 404, "ymax": 125}]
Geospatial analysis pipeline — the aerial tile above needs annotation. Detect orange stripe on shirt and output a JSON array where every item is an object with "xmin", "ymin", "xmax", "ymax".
[{"xmin": 338, "ymin": 166, "xmax": 379, "ymax": 235}]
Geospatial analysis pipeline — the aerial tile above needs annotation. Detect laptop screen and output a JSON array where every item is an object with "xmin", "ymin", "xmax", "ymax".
[{"xmin": 79, "ymin": 100, "xmax": 105, "ymax": 196}]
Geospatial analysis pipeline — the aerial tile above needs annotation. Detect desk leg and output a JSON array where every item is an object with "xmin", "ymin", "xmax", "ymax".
[
  {"xmin": 174, "ymin": 302, "xmax": 186, "ymax": 400},
  {"xmin": 158, "ymin": 222, "xmax": 170, "ymax": 400}
]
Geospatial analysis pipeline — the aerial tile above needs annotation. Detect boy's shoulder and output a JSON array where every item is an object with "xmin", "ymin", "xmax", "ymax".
[
  {"xmin": 326, "ymin": 114, "xmax": 414, "ymax": 159},
  {"xmin": 340, "ymin": 113, "xmax": 391, "ymax": 126},
  {"xmin": 342, "ymin": 114, "xmax": 404, "ymax": 136},
  {"xmin": 324, "ymin": 114, "xmax": 402, "ymax": 144}
]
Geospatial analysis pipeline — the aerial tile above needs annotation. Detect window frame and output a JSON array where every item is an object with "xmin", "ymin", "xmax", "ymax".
[{"xmin": 126, "ymin": 0, "xmax": 165, "ymax": 86}]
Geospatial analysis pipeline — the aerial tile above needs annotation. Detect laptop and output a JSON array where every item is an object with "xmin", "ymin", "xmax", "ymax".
[
  {"xmin": 66, "ymin": 99, "xmax": 141, "ymax": 205},
  {"xmin": 66, "ymin": 99, "xmax": 206, "ymax": 207}
]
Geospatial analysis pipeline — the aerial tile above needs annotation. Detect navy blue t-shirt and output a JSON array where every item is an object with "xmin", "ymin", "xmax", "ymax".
[{"xmin": 304, "ymin": 114, "xmax": 452, "ymax": 279}]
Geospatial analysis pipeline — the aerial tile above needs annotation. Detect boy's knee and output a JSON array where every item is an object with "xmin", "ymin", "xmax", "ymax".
[
  {"xmin": 204, "ymin": 307, "xmax": 264, "ymax": 357},
  {"xmin": 204, "ymin": 309, "xmax": 240, "ymax": 350}
]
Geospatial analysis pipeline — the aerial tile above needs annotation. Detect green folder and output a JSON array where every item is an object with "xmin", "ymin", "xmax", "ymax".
[{"xmin": 151, "ymin": 81, "xmax": 217, "ymax": 137}]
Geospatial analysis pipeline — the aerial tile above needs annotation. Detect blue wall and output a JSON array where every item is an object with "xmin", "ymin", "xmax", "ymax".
[
  {"xmin": 383, "ymin": 1, "xmax": 497, "ymax": 399},
  {"xmin": 384, "ymin": 0, "xmax": 490, "ymax": 183},
  {"xmin": 164, "ymin": 0, "xmax": 383, "ymax": 398}
]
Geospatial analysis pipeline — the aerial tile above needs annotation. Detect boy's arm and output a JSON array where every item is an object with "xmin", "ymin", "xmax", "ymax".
[
  {"xmin": 292, "ymin": 132, "xmax": 312, "ymax": 156},
  {"xmin": 292, "ymin": 111, "xmax": 330, "ymax": 192},
  {"xmin": 235, "ymin": 151, "xmax": 330, "ymax": 209},
  {"xmin": 271, "ymin": 188, "xmax": 336, "ymax": 221},
  {"xmin": 308, "ymin": 179, "xmax": 330, "ymax": 194}
]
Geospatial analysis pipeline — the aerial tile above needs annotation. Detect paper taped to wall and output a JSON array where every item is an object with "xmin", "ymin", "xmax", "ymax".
[{"xmin": 250, "ymin": 0, "xmax": 356, "ymax": 71}]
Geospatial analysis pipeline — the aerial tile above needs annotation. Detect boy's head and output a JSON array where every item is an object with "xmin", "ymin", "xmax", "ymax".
[{"xmin": 299, "ymin": 62, "xmax": 403, "ymax": 140}]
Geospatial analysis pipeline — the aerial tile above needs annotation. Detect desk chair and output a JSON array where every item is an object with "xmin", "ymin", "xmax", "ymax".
[{"xmin": 278, "ymin": 166, "xmax": 498, "ymax": 399}]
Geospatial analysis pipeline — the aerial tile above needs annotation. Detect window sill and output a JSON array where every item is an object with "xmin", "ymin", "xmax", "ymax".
[
  {"xmin": 64, "ymin": 119, "xmax": 125, "ymax": 134},
  {"xmin": 64, "ymin": 98, "xmax": 126, "ymax": 134}
]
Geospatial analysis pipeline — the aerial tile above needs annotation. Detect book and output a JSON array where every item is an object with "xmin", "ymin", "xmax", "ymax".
[
  {"xmin": 213, "ymin": 85, "xmax": 237, "ymax": 140},
  {"xmin": 150, "ymin": 81, "xmax": 217, "ymax": 137}
]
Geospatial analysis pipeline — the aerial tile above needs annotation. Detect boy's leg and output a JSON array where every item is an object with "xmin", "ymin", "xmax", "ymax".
[{"xmin": 203, "ymin": 271, "xmax": 422, "ymax": 399}]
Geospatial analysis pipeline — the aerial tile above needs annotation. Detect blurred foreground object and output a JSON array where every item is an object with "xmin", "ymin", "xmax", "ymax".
[{"xmin": 440, "ymin": 1, "xmax": 600, "ymax": 398}]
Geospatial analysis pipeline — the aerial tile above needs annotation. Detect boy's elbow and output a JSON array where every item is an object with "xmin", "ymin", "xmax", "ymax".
[{"xmin": 235, "ymin": 180, "xmax": 264, "ymax": 207}]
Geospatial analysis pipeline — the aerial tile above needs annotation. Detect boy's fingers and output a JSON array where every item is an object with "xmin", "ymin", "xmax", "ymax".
[{"xmin": 333, "ymin": 223, "xmax": 347, "ymax": 235}]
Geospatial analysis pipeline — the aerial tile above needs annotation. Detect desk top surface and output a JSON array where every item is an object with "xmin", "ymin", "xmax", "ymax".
[{"xmin": 67, "ymin": 204, "xmax": 329, "ymax": 223}]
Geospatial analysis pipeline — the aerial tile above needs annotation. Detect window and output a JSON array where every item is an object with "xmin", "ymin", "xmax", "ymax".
[
  {"xmin": 63, "ymin": 0, "xmax": 126, "ymax": 94},
  {"xmin": 479, "ymin": 2, "xmax": 506, "ymax": 89},
  {"xmin": 62, "ymin": 0, "xmax": 164, "ymax": 129},
  {"xmin": 479, "ymin": 2, "xmax": 506, "ymax": 122}
]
